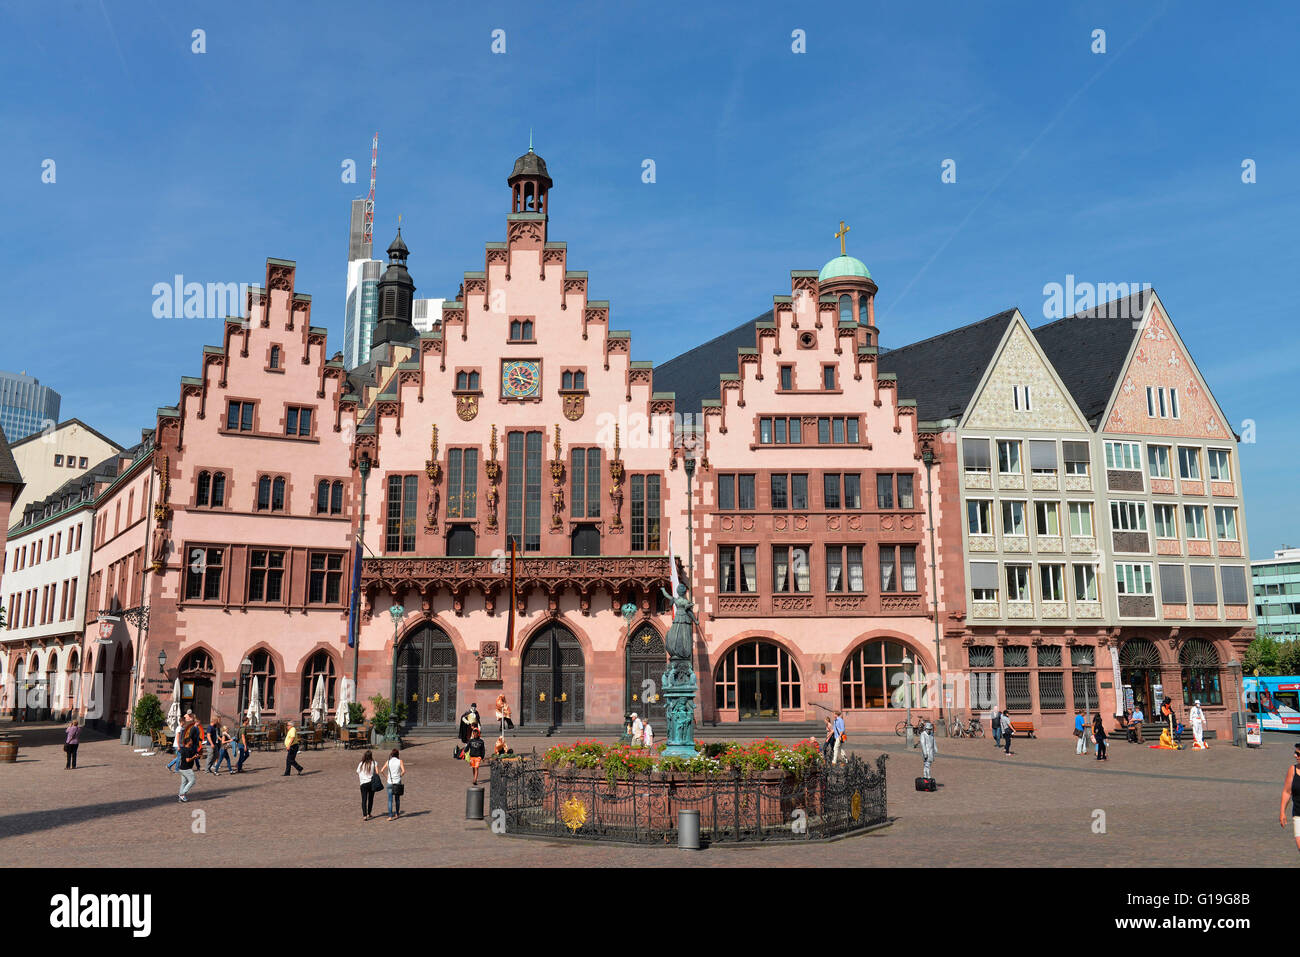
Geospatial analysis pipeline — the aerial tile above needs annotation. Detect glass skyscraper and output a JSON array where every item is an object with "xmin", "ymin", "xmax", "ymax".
[{"xmin": 0, "ymin": 370, "xmax": 60, "ymax": 441}]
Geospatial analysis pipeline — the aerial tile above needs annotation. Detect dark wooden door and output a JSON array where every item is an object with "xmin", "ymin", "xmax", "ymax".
[
  {"xmin": 625, "ymin": 625, "xmax": 666, "ymax": 726},
  {"xmin": 521, "ymin": 625, "xmax": 584, "ymax": 728},
  {"xmin": 396, "ymin": 626, "xmax": 458, "ymax": 727}
]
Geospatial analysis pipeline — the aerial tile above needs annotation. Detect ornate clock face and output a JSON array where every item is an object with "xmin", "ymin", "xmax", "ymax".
[{"xmin": 501, "ymin": 360, "xmax": 541, "ymax": 399}]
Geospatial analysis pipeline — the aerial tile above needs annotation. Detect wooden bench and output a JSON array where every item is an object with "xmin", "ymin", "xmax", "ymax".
[{"xmin": 1008, "ymin": 721, "xmax": 1036, "ymax": 738}]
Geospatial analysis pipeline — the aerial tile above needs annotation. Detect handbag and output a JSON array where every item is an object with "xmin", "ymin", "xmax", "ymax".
[
  {"xmin": 369, "ymin": 772, "xmax": 384, "ymax": 792},
  {"xmin": 391, "ymin": 782, "xmax": 405, "ymax": 796},
  {"xmin": 1072, "ymin": 728, "xmax": 1081, "ymax": 738}
]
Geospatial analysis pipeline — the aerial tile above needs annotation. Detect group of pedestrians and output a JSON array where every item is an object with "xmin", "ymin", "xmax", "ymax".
[
  {"xmin": 355, "ymin": 748, "xmax": 405, "ymax": 821},
  {"xmin": 1073, "ymin": 710, "xmax": 1108, "ymax": 760},
  {"xmin": 989, "ymin": 707, "xmax": 1015, "ymax": 754},
  {"xmin": 823, "ymin": 710, "xmax": 847, "ymax": 764},
  {"xmin": 627, "ymin": 712, "xmax": 655, "ymax": 749}
]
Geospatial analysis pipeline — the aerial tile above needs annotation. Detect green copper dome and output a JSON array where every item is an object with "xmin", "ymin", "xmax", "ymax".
[{"xmin": 818, "ymin": 255, "xmax": 872, "ymax": 282}]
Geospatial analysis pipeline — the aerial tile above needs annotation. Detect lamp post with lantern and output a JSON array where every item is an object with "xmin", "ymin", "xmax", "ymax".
[
  {"xmin": 348, "ymin": 453, "xmax": 372, "ymax": 729},
  {"xmin": 903, "ymin": 651, "xmax": 915, "ymax": 749},
  {"xmin": 388, "ymin": 601, "xmax": 405, "ymax": 740}
]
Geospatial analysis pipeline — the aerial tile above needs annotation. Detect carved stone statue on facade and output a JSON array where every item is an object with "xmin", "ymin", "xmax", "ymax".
[{"xmin": 658, "ymin": 582, "xmax": 699, "ymax": 757}]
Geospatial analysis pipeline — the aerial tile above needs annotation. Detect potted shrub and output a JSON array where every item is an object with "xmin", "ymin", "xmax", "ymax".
[{"xmin": 132, "ymin": 694, "xmax": 166, "ymax": 749}]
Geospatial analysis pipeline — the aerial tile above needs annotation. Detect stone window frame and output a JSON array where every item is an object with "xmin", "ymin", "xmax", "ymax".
[{"xmin": 265, "ymin": 342, "xmax": 286, "ymax": 374}]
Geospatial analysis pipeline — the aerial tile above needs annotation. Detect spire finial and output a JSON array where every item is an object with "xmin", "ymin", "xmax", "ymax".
[
  {"xmin": 834, "ymin": 220, "xmax": 850, "ymax": 256},
  {"xmin": 528, "ymin": 128, "xmax": 534, "ymax": 153}
]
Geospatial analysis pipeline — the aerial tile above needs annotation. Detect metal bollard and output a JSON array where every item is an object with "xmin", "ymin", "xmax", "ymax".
[
  {"xmin": 466, "ymin": 786, "xmax": 485, "ymax": 820},
  {"xmin": 677, "ymin": 809, "xmax": 700, "ymax": 850}
]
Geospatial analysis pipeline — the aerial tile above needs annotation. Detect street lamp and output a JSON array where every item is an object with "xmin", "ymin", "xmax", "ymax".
[
  {"xmin": 237, "ymin": 657, "xmax": 252, "ymax": 724},
  {"xmin": 157, "ymin": 649, "xmax": 167, "ymax": 674},
  {"xmin": 683, "ymin": 454, "xmax": 696, "ymax": 591},
  {"xmin": 388, "ymin": 601, "xmax": 405, "ymax": 740},
  {"xmin": 921, "ymin": 445, "xmax": 947, "ymax": 735},
  {"xmin": 351, "ymin": 454, "xmax": 372, "ymax": 728},
  {"xmin": 903, "ymin": 652, "xmax": 915, "ymax": 748}
]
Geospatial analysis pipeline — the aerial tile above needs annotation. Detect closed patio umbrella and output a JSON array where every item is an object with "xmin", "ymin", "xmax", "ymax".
[
  {"xmin": 246, "ymin": 676, "xmax": 261, "ymax": 724},
  {"xmin": 310, "ymin": 675, "xmax": 325, "ymax": 724},
  {"xmin": 336, "ymin": 677, "xmax": 352, "ymax": 727},
  {"xmin": 166, "ymin": 679, "xmax": 182, "ymax": 732}
]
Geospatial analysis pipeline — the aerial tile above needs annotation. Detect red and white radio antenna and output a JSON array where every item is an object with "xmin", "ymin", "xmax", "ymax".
[{"xmin": 363, "ymin": 132, "xmax": 378, "ymax": 253}]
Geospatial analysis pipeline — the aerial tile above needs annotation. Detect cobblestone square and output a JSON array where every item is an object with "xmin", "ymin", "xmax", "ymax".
[{"xmin": 0, "ymin": 722, "xmax": 1293, "ymax": 868}]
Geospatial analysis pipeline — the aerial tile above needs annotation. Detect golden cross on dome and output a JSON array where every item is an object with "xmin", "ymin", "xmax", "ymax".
[{"xmin": 834, "ymin": 220, "xmax": 850, "ymax": 256}]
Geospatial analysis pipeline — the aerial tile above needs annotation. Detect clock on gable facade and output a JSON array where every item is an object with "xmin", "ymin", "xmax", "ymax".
[{"xmin": 501, "ymin": 359, "xmax": 541, "ymax": 399}]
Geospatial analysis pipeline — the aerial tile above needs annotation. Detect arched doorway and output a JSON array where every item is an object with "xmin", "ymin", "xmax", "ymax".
[
  {"xmin": 110, "ymin": 644, "xmax": 133, "ymax": 726},
  {"xmin": 714, "ymin": 640, "xmax": 802, "ymax": 721},
  {"xmin": 395, "ymin": 625, "xmax": 458, "ymax": 727},
  {"xmin": 625, "ymin": 624, "xmax": 666, "ymax": 725},
  {"xmin": 521, "ymin": 624, "xmax": 585, "ymax": 728},
  {"xmin": 179, "ymin": 649, "xmax": 215, "ymax": 722},
  {"xmin": 13, "ymin": 659, "xmax": 25, "ymax": 720},
  {"xmin": 840, "ymin": 639, "xmax": 929, "ymax": 710},
  {"xmin": 1119, "ymin": 638, "xmax": 1163, "ymax": 716},
  {"xmin": 64, "ymin": 650, "xmax": 80, "ymax": 717},
  {"xmin": 1179, "ymin": 638, "xmax": 1223, "ymax": 706}
]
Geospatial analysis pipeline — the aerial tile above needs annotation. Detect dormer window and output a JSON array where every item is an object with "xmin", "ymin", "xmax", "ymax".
[{"xmin": 509, "ymin": 319, "xmax": 535, "ymax": 342}]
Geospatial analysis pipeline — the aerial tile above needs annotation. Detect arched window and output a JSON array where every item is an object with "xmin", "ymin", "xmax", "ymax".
[
  {"xmin": 1179, "ymin": 639, "xmax": 1222, "ymax": 706},
  {"xmin": 562, "ymin": 371, "xmax": 574, "ymax": 390},
  {"xmin": 317, "ymin": 480, "xmax": 330, "ymax": 514},
  {"xmin": 858, "ymin": 294, "xmax": 871, "ymax": 326},
  {"xmin": 299, "ymin": 651, "xmax": 337, "ymax": 712},
  {"xmin": 1119, "ymin": 638, "xmax": 1163, "ymax": 715},
  {"xmin": 196, "ymin": 471, "xmax": 211, "ymax": 507},
  {"xmin": 211, "ymin": 472, "xmax": 226, "ymax": 507},
  {"xmin": 269, "ymin": 345, "xmax": 280, "ymax": 369},
  {"xmin": 714, "ymin": 640, "xmax": 801, "ymax": 718},
  {"xmin": 841, "ymin": 639, "xmax": 928, "ymax": 710},
  {"xmin": 272, "ymin": 477, "xmax": 286, "ymax": 511},
  {"xmin": 839, "ymin": 294, "xmax": 852, "ymax": 324},
  {"xmin": 330, "ymin": 481, "xmax": 343, "ymax": 515},
  {"xmin": 257, "ymin": 476, "xmax": 271, "ymax": 511},
  {"xmin": 573, "ymin": 371, "xmax": 585, "ymax": 390},
  {"xmin": 240, "ymin": 650, "xmax": 277, "ymax": 711},
  {"xmin": 180, "ymin": 649, "xmax": 214, "ymax": 674},
  {"xmin": 456, "ymin": 371, "xmax": 469, "ymax": 390}
]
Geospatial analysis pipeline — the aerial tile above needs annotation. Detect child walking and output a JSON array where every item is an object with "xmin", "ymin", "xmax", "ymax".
[{"xmin": 467, "ymin": 727, "xmax": 487, "ymax": 785}]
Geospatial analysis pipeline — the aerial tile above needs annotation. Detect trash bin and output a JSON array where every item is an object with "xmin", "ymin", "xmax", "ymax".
[
  {"xmin": 466, "ymin": 786, "xmax": 485, "ymax": 820},
  {"xmin": 120, "ymin": 727, "xmax": 131, "ymax": 745},
  {"xmin": 677, "ymin": 809, "xmax": 700, "ymax": 850}
]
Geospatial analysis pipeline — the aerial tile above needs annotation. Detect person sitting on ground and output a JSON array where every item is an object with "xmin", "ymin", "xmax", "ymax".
[{"xmin": 1150, "ymin": 727, "xmax": 1179, "ymax": 750}]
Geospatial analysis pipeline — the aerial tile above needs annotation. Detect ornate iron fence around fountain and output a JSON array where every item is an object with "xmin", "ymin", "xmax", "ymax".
[{"xmin": 488, "ymin": 752, "xmax": 889, "ymax": 844}]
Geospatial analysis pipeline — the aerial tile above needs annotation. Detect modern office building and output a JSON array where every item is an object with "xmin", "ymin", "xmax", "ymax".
[
  {"xmin": 412, "ymin": 297, "xmax": 445, "ymax": 334},
  {"xmin": 1253, "ymin": 547, "xmax": 1300, "ymax": 641},
  {"xmin": 0, "ymin": 371, "xmax": 61, "ymax": 442},
  {"xmin": 342, "ymin": 199, "xmax": 384, "ymax": 369}
]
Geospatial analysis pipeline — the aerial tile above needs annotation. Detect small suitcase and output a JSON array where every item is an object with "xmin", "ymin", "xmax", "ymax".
[{"xmin": 914, "ymin": 776, "xmax": 937, "ymax": 792}]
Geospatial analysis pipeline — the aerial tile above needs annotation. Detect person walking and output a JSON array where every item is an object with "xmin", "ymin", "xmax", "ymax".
[
  {"xmin": 467, "ymin": 728, "xmax": 487, "ymax": 786},
  {"xmin": 1280, "ymin": 742, "xmax": 1300, "ymax": 853},
  {"xmin": 991, "ymin": 706, "xmax": 1003, "ymax": 749},
  {"xmin": 283, "ymin": 721, "xmax": 304, "ymax": 776},
  {"xmin": 919, "ymin": 719, "xmax": 936, "ymax": 779},
  {"xmin": 629, "ymin": 712, "xmax": 643, "ymax": 746},
  {"xmin": 1190, "ymin": 699, "xmax": 1208, "ymax": 750},
  {"xmin": 1074, "ymin": 710, "xmax": 1089, "ymax": 756},
  {"xmin": 1093, "ymin": 712, "xmax": 1108, "ymax": 761},
  {"xmin": 832, "ymin": 710, "xmax": 846, "ymax": 764},
  {"xmin": 356, "ymin": 749, "xmax": 380, "ymax": 821},
  {"xmin": 642, "ymin": 718, "xmax": 654, "ymax": 751},
  {"xmin": 64, "ymin": 718, "xmax": 81, "ymax": 769},
  {"xmin": 234, "ymin": 720, "xmax": 250, "ymax": 773},
  {"xmin": 1000, "ymin": 709, "xmax": 1013, "ymax": 754},
  {"xmin": 204, "ymin": 716, "xmax": 223, "ymax": 774},
  {"xmin": 177, "ymin": 715, "xmax": 200, "ymax": 803},
  {"xmin": 823, "ymin": 716, "xmax": 836, "ymax": 764},
  {"xmin": 210, "ymin": 724, "xmax": 234, "ymax": 774},
  {"xmin": 384, "ymin": 748, "xmax": 405, "ymax": 821}
]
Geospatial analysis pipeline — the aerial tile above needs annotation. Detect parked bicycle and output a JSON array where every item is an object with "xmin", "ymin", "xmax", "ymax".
[
  {"xmin": 895, "ymin": 717, "xmax": 928, "ymax": 737},
  {"xmin": 949, "ymin": 715, "xmax": 984, "ymax": 738}
]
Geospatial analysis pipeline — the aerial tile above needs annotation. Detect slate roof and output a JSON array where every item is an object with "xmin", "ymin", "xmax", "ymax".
[
  {"xmin": 876, "ymin": 310, "xmax": 1018, "ymax": 421},
  {"xmin": 1031, "ymin": 288, "xmax": 1150, "ymax": 425},
  {"xmin": 0, "ymin": 424, "xmax": 23, "ymax": 488},
  {"xmin": 652, "ymin": 310, "xmax": 771, "ymax": 413}
]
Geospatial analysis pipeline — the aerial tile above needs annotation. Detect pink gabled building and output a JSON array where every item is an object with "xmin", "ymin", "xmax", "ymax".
[{"xmin": 100, "ymin": 262, "xmax": 362, "ymax": 727}]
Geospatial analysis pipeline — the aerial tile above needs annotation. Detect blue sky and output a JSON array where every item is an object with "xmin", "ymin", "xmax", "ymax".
[{"xmin": 2, "ymin": 0, "xmax": 1297, "ymax": 556}]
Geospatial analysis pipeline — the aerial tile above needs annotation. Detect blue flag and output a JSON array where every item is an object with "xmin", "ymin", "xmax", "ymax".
[{"xmin": 346, "ymin": 540, "xmax": 363, "ymax": 648}]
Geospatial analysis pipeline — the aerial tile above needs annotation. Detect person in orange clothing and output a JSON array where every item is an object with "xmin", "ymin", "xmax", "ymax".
[{"xmin": 467, "ymin": 727, "xmax": 487, "ymax": 785}]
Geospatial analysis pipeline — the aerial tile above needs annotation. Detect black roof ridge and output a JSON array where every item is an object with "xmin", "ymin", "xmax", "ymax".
[
  {"xmin": 654, "ymin": 309, "xmax": 774, "ymax": 373},
  {"xmin": 0, "ymin": 423, "xmax": 22, "ymax": 486},
  {"xmin": 879, "ymin": 307, "xmax": 1018, "ymax": 355},
  {"xmin": 1033, "ymin": 286, "xmax": 1154, "ymax": 331}
]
